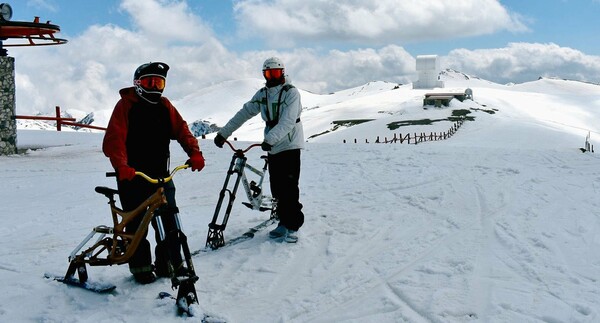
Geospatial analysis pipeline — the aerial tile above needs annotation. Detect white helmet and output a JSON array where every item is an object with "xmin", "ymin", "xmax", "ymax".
[{"xmin": 263, "ymin": 57, "xmax": 285, "ymax": 71}]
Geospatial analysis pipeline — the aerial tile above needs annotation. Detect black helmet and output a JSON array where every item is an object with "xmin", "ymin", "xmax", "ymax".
[{"xmin": 133, "ymin": 62, "xmax": 169, "ymax": 104}]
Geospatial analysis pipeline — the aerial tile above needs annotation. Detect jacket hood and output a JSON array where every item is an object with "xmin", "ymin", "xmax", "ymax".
[
  {"xmin": 119, "ymin": 87, "xmax": 141, "ymax": 102},
  {"xmin": 119, "ymin": 87, "xmax": 168, "ymax": 105}
]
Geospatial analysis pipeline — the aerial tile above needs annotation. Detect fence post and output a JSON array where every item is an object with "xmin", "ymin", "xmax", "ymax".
[{"xmin": 55, "ymin": 106, "xmax": 62, "ymax": 131}]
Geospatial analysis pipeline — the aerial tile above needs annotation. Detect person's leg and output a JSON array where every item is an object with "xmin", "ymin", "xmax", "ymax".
[
  {"xmin": 268, "ymin": 149, "xmax": 304, "ymax": 232},
  {"xmin": 117, "ymin": 178, "xmax": 156, "ymax": 283},
  {"xmin": 153, "ymin": 181, "xmax": 184, "ymax": 277}
]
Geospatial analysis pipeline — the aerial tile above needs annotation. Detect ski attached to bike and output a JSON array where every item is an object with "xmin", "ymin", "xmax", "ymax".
[
  {"xmin": 193, "ymin": 216, "xmax": 277, "ymax": 255},
  {"xmin": 44, "ymin": 273, "xmax": 116, "ymax": 293},
  {"xmin": 157, "ymin": 292, "xmax": 226, "ymax": 321}
]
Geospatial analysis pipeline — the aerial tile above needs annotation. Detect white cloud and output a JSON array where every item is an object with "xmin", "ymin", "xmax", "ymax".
[
  {"xmin": 445, "ymin": 43, "xmax": 600, "ymax": 84},
  {"xmin": 276, "ymin": 46, "xmax": 416, "ymax": 93},
  {"xmin": 10, "ymin": 0, "xmax": 600, "ymax": 121},
  {"xmin": 233, "ymin": 0, "xmax": 528, "ymax": 47},
  {"xmin": 12, "ymin": 21, "xmax": 237, "ymax": 116},
  {"xmin": 26, "ymin": 0, "xmax": 58, "ymax": 12},
  {"xmin": 119, "ymin": 0, "xmax": 215, "ymax": 43},
  {"xmin": 12, "ymin": 0, "xmax": 235, "ymax": 117}
]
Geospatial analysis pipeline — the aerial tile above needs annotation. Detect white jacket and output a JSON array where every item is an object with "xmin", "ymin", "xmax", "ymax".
[{"xmin": 218, "ymin": 82, "xmax": 305, "ymax": 154}]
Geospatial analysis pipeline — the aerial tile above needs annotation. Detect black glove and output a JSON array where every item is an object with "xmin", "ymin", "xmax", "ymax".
[
  {"xmin": 261, "ymin": 141, "xmax": 272, "ymax": 151},
  {"xmin": 214, "ymin": 133, "xmax": 226, "ymax": 148}
]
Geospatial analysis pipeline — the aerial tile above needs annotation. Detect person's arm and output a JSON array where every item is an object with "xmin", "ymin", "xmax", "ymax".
[
  {"xmin": 103, "ymin": 100, "xmax": 137, "ymax": 180},
  {"xmin": 218, "ymin": 91, "xmax": 263, "ymax": 139},
  {"xmin": 102, "ymin": 100, "xmax": 130, "ymax": 169}
]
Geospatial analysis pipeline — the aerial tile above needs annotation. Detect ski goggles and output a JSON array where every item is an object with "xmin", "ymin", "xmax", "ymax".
[
  {"xmin": 137, "ymin": 75, "xmax": 166, "ymax": 91},
  {"xmin": 263, "ymin": 68, "xmax": 283, "ymax": 80}
]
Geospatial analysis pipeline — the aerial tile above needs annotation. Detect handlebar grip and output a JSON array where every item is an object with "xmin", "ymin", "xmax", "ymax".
[{"xmin": 106, "ymin": 172, "xmax": 117, "ymax": 177}]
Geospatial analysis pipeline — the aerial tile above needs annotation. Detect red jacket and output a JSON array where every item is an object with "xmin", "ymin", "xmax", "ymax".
[{"xmin": 103, "ymin": 87, "xmax": 200, "ymax": 177}]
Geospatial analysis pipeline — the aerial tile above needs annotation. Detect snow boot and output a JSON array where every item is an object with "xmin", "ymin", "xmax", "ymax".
[
  {"xmin": 269, "ymin": 224, "xmax": 288, "ymax": 239},
  {"xmin": 133, "ymin": 271, "xmax": 156, "ymax": 284},
  {"xmin": 154, "ymin": 261, "xmax": 172, "ymax": 278},
  {"xmin": 285, "ymin": 230, "xmax": 298, "ymax": 243}
]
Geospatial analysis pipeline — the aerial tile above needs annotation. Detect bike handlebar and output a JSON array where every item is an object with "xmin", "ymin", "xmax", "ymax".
[
  {"xmin": 106, "ymin": 164, "xmax": 189, "ymax": 183},
  {"xmin": 136, "ymin": 164, "xmax": 189, "ymax": 184},
  {"xmin": 224, "ymin": 140, "xmax": 261, "ymax": 154}
]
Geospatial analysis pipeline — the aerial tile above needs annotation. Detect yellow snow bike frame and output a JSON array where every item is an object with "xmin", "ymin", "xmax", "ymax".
[{"xmin": 63, "ymin": 164, "xmax": 198, "ymax": 310}]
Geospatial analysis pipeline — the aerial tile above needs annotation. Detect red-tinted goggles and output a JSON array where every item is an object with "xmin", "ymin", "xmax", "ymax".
[
  {"xmin": 263, "ymin": 68, "xmax": 283, "ymax": 80},
  {"xmin": 137, "ymin": 76, "xmax": 166, "ymax": 91}
]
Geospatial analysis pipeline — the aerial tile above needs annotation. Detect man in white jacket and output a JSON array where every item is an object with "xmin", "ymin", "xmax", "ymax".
[{"xmin": 214, "ymin": 57, "xmax": 304, "ymax": 243}]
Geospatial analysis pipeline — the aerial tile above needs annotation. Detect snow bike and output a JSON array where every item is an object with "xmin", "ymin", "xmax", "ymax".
[
  {"xmin": 204, "ymin": 140, "xmax": 278, "ymax": 250},
  {"xmin": 50, "ymin": 164, "xmax": 199, "ymax": 315}
]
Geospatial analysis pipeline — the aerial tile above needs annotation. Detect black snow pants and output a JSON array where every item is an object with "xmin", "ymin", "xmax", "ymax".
[
  {"xmin": 117, "ymin": 178, "xmax": 183, "ymax": 275},
  {"xmin": 268, "ymin": 148, "xmax": 304, "ymax": 231}
]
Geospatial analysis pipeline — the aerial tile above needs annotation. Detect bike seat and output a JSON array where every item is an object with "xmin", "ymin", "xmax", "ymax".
[{"xmin": 95, "ymin": 186, "xmax": 119, "ymax": 198}]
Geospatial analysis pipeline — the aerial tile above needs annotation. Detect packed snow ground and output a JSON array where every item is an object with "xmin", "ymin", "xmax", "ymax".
[{"xmin": 2, "ymin": 75, "xmax": 600, "ymax": 322}]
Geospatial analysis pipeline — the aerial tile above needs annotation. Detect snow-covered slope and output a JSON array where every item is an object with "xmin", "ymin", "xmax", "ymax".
[
  {"xmin": 174, "ymin": 70, "xmax": 600, "ymax": 145},
  {"xmin": 4, "ymin": 73, "xmax": 600, "ymax": 322},
  {"xmin": 17, "ymin": 70, "xmax": 600, "ymax": 147}
]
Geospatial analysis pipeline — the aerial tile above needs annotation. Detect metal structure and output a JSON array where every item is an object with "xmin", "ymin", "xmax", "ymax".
[
  {"xmin": 0, "ymin": 3, "xmax": 67, "ymax": 156},
  {"xmin": 0, "ymin": 3, "xmax": 67, "ymax": 56}
]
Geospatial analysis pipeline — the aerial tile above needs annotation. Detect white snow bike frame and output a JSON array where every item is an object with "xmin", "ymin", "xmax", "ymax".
[{"xmin": 205, "ymin": 140, "xmax": 278, "ymax": 249}]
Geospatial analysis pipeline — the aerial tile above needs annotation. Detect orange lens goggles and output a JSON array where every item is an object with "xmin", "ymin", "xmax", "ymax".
[
  {"xmin": 263, "ymin": 69, "xmax": 283, "ymax": 80},
  {"xmin": 138, "ymin": 76, "xmax": 166, "ymax": 90}
]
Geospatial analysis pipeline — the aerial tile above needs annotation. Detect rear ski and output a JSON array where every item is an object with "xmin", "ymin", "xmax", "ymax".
[{"xmin": 44, "ymin": 273, "xmax": 116, "ymax": 293}]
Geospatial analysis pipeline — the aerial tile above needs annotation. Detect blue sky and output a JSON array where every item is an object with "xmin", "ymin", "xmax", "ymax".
[
  {"xmin": 11, "ymin": 0, "xmax": 599, "ymax": 55},
  {"xmin": 4, "ymin": 0, "xmax": 600, "ymax": 116}
]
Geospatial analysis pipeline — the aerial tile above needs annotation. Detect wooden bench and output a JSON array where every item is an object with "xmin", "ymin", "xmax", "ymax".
[{"xmin": 423, "ymin": 92, "xmax": 468, "ymax": 107}]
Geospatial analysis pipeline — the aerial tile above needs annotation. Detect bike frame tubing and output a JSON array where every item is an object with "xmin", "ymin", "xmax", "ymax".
[
  {"xmin": 206, "ymin": 152, "xmax": 247, "ymax": 249},
  {"xmin": 206, "ymin": 141, "xmax": 261, "ymax": 249},
  {"xmin": 241, "ymin": 157, "xmax": 268, "ymax": 208}
]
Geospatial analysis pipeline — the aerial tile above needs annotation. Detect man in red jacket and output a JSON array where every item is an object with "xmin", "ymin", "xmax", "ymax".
[{"xmin": 103, "ymin": 62, "xmax": 205, "ymax": 284}]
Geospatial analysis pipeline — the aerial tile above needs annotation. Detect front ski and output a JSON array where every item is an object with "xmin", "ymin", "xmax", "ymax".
[
  {"xmin": 159, "ymin": 291, "xmax": 196, "ymax": 317},
  {"xmin": 193, "ymin": 217, "xmax": 277, "ymax": 255},
  {"xmin": 44, "ymin": 273, "xmax": 116, "ymax": 293},
  {"xmin": 158, "ymin": 292, "xmax": 225, "ymax": 322}
]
